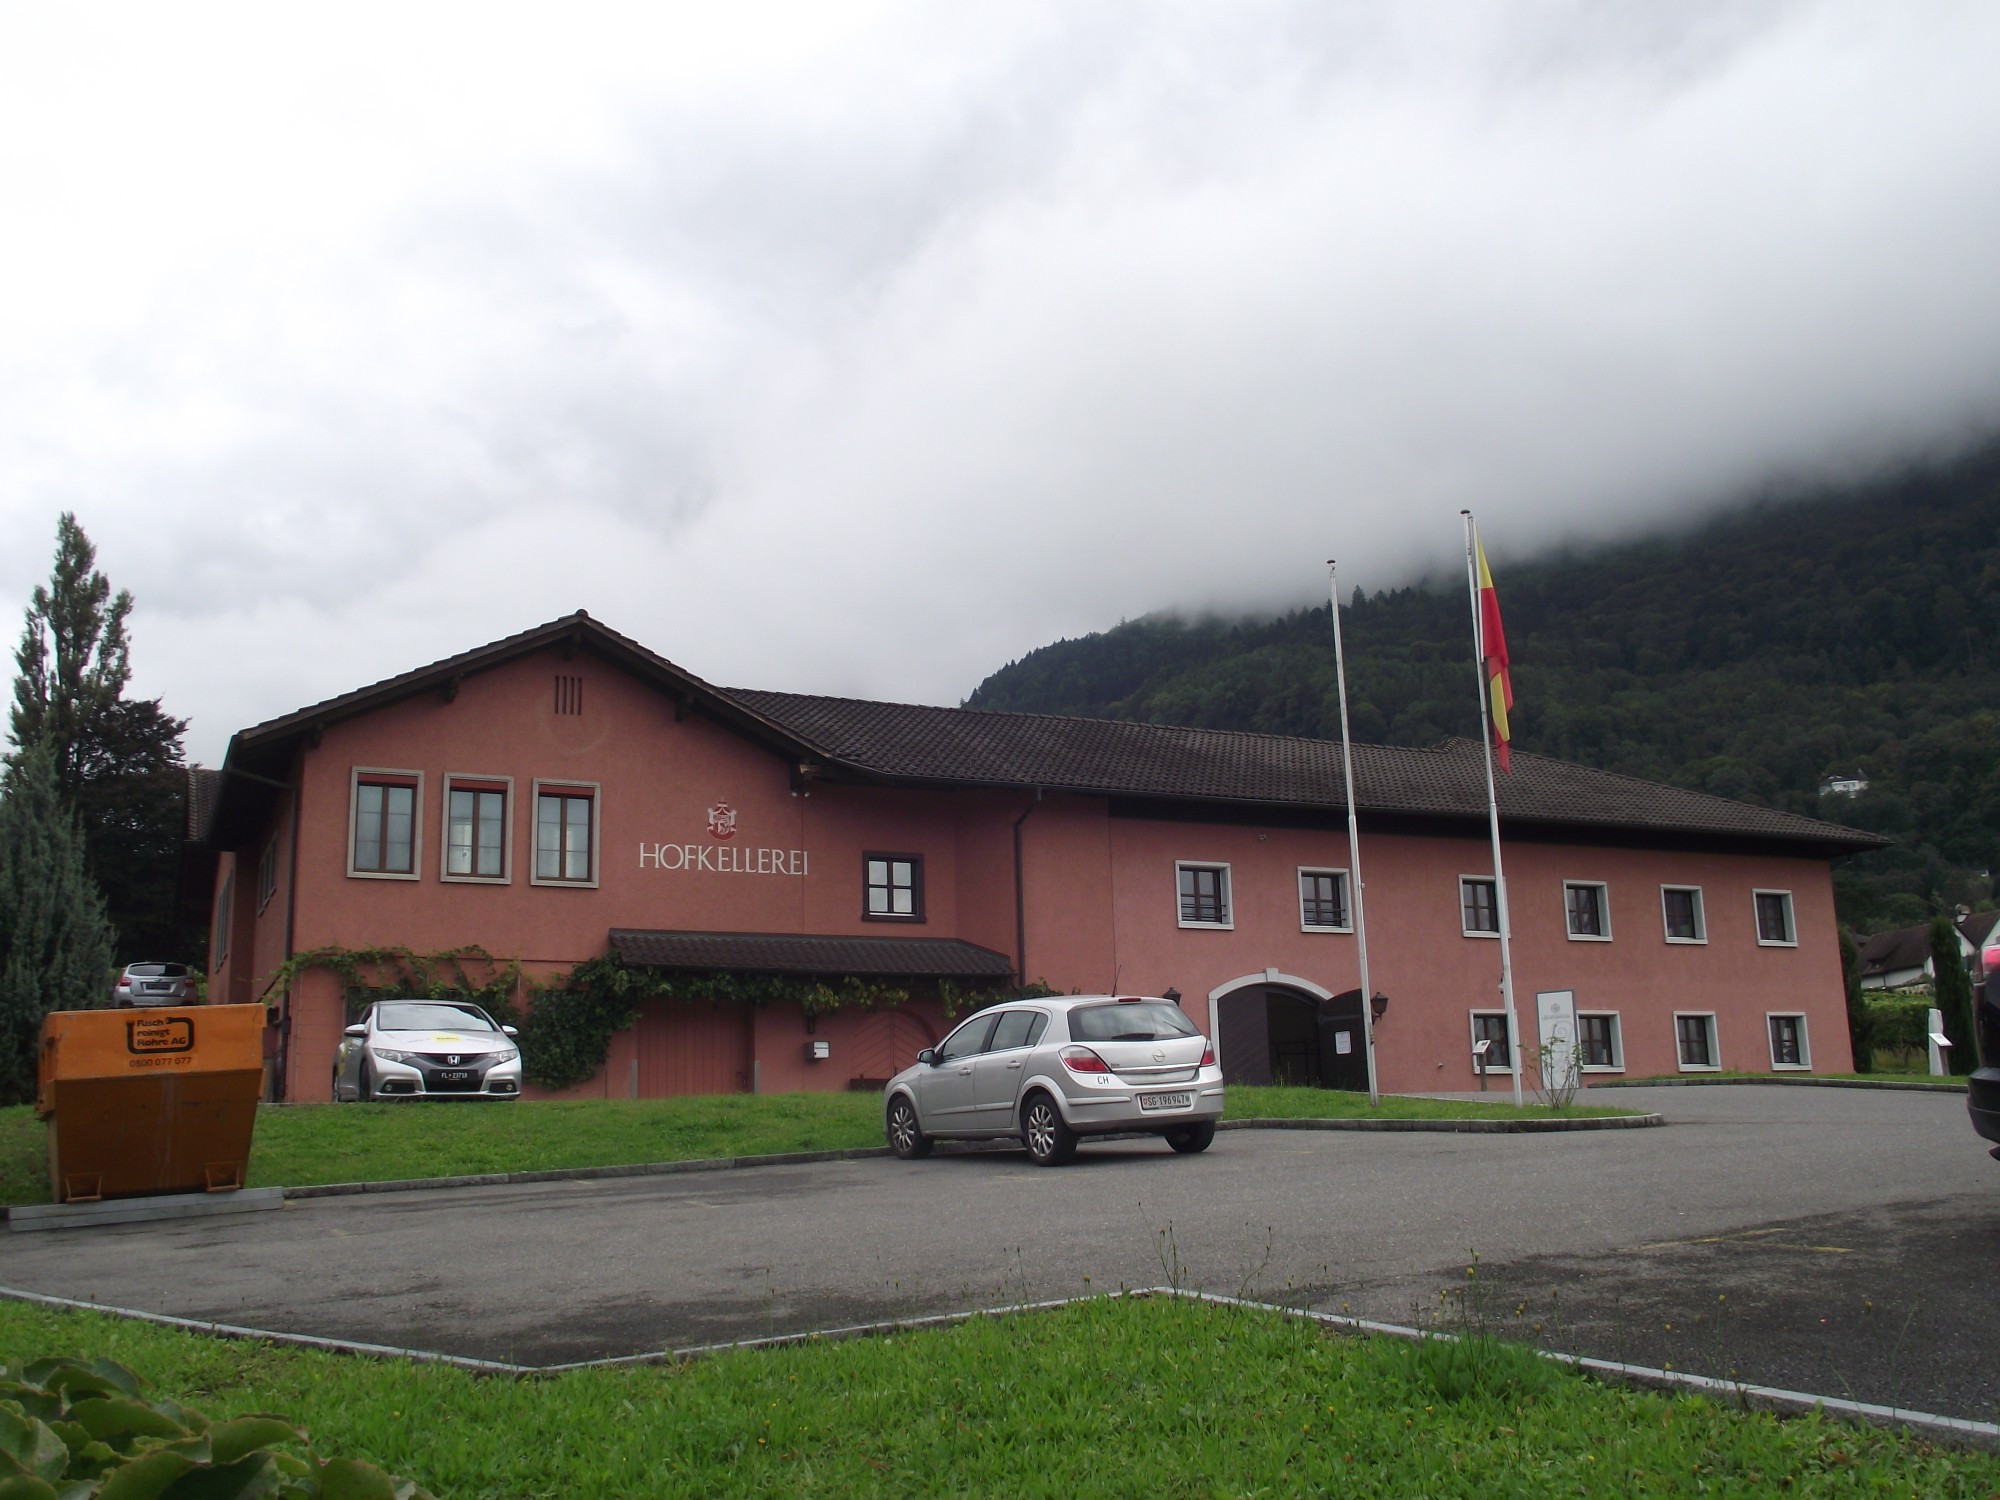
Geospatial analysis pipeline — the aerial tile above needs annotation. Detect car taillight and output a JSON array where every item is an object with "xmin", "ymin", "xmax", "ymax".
[
  {"xmin": 1200, "ymin": 1040, "xmax": 1216, "ymax": 1068},
  {"xmin": 1060, "ymin": 1046, "xmax": 1112, "ymax": 1074}
]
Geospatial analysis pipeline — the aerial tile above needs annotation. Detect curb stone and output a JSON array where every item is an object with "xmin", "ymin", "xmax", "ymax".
[
  {"xmin": 1218, "ymin": 1112, "xmax": 1662, "ymax": 1134},
  {"xmin": 2, "ymin": 1282, "xmax": 1988, "ymax": 1449},
  {"xmin": 0, "ymin": 1110, "xmax": 1663, "ymax": 1220},
  {"xmin": 1590, "ymin": 1075, "xmax": 1966, "ymax": 1094},
  {"xmin": 277, "ymin": 1111, "xmax": 1661, "ymax": 1199}
]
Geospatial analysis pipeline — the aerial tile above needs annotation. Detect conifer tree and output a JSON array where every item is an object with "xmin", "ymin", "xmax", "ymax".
[
  {"xmin": 9, "ymin": 514, "xmax": 194, "ymax": 962},
  {"xmin": 1928, "ymin": 914, "xmax": 1975, "ymax": 1077},
  {"xmin": 11, "ymin": 513, "xmax": 132, "ymax": 796},
  {"xmin": 1839, "ymin": 928, "xmax": 1873, "ymax": 1073},
  {"xmin": 0, "ymin": 742, "xmax": 116, "ymax": 1106}
]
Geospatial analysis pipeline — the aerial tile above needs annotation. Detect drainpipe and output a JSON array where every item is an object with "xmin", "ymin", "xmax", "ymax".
[
  {"xmin": 277, "ymin": 760, "xmax": 303, "ymax": 1102},
  {"xmin": 1012, "ymin": 789, "xmax": 1042, "ymax": 987}
]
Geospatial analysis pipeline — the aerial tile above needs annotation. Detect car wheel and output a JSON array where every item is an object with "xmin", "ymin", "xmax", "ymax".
[
  {"xmin": 332, "ymin": 1066, "xmax": 344, "ymax": 1103},
  {"xmin": 357, "ymin": 1060, "xmax": 375, "ymax": 1102},
  {"xmin": 1164, "ymin": 1121, "xmax": 1216, "ymax": 1155},
  {"xmin": 886, "ymin": 1095, "xmax": 933, "ymax": 1159},
  {"xmin": 1022, "ymin": 1092, "xmax": 1077, "ymax": 1167}
]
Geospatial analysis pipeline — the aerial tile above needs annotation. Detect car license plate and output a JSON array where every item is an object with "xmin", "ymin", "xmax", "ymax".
[
  {"xmin": 436, "ymin": 1070, "xmax": 474, "ymax": 1084},
  {"xmin": 1138, "ymin": 1091, "xmax": 1191, "ymax": 1112}
]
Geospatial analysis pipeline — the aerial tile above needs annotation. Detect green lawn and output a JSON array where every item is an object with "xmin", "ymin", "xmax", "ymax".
[
  {"xmin": 2, "ymin": 1294, "xmax": 1991, "ymax": 1498},
  {"xmin": 0, "ymin": 1087, "xmax": 1636, "ymax": 1208}
]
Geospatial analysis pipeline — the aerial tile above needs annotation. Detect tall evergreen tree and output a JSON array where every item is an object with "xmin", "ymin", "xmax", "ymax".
[
  {"xmin": 1928, "ymin": 914, "xmax": 1976, "ymax": 1077},
  {"xmin": 0, "ymin": 743, "xmax": 116, "ymax": 1106},
  {"xmin": 11, "ymin": 513, "xmax": 133, "ymax": 796},
  {"xmin": 1839, "ymin": 928, "xmax": 1873, "ymax": 1073},
  {"xmin": 9, "ymin": 514, "xmax": 196, "ymax": 963}
]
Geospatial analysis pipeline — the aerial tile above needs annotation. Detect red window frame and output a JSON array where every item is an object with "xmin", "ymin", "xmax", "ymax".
[
  {"xmin": 535, "ymin": 785, "xmax": 595, "ymax": 883},
  {"xmin": 446, "ymin": 779, "xmax": 509, "ymax": 879},
  {"xmin": 353, "ymin": 775, "xmax": 419, "ymax": 875}
]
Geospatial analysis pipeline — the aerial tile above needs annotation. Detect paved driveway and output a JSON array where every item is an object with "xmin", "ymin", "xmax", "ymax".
[{"xmin": 4, "ymin": 1086, "xmax": 1995, "ymax": 1419}]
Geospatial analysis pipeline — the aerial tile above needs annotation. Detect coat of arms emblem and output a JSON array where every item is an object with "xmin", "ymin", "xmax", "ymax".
[{"xmin": 707, "ymin": 802, "xmax": 738, "ymax": 840}]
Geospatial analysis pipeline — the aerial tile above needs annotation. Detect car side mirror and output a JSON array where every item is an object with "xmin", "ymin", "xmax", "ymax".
[
  {"xmin": 502, "ymin": 1025, "xmax": 519, "ymax": 1037},
  {"xmin": 917, "ymin": 1048, "xmax": 939, "ymax": 1067},
  {"xmin": 343, "ymin": 1023, "xmax": 366, "ymax": 1039}
]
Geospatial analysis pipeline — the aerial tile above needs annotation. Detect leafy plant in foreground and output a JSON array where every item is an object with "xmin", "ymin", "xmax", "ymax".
[
  {"xmin": 0, "ymin": 1354, "xmax": 431, "ymax": 1498},
  {"xmin": 1380, "ymin": 1332, "xmax": 1563, "ymax": 1404}
]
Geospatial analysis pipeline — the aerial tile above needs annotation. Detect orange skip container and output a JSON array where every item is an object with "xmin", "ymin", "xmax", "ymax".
[{"xmin": 35, "ymin": 1004, "xmax": 266, "ymax": 1203}]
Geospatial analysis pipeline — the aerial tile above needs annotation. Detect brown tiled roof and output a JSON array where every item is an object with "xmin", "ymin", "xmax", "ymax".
[
  {"xmin": 1857, "ymin": 924, "xmax": 1932, "ymax": 978},
  {"xmin": 1955, "ymin": 908, "xmax": 2000, "ymax": 947},
  {"xmin": 186, "ymin": 766, "xmax": 223, "ymax": 842},
  {"xmin": 199, "ymin": 610, "xmax": 1884, "ymax": 857},
  {"xmin": 729, "ymin": 690, "xmax": 1884, "ymax": 852},
  {"xmin": 608, "ymin": 929, "xmax": 1013, "ymax": 978}
]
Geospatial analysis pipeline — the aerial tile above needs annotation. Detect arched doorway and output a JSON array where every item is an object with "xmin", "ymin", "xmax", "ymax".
[{"xmin": 1211, "ymin": 978, "xmax": 1369, "ymax": 1091}]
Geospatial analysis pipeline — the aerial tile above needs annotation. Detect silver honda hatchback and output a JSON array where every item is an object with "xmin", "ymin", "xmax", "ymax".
[{"xmin": 883, "ymin": 995, "xmax": 1224, "ymax": 1166}]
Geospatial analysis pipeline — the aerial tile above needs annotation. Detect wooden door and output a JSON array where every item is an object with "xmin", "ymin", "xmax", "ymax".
[
  {"xmin": 844, "ymin": 1008, "xmax": 937, "ymax": 1087},
  {"xmin": 635, "ymin": 1000, "xmax": 752, "ymax": 1096}
]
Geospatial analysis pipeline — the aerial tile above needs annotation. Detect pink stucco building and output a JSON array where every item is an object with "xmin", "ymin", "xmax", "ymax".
[{"xmin": 190, "ymin": 612, "xmax": 1880, "ymax": 1103}]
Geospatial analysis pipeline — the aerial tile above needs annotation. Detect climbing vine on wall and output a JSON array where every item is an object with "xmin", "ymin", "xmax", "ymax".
[
  {"xmin": 938, "ymin": 976, "xmax": 1062, "ymax": 1019},
  {"xmin": 264, "ymin": 945, "xmax": 524, "ymax": 1026},
  {"xmin": 268, "ymin": 945, "xmax": 1056, "ymax": 1093}
]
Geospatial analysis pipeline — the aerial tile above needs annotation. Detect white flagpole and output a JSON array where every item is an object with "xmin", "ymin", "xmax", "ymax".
[
  {"xmin": 1460, "ymin": 512, "xmax": 1524, "ymax": 1108},
  {"xmin": 1327, "ymin": 561, "xmax": 1380, "ymax": 1105}
]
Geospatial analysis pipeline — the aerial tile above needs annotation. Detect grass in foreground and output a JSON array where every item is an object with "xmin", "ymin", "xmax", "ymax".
[
  {"xmin": 1, "ymin": 1295, "xmax": 1992, "ymax": 1498},
  {"xmin": 0, "ymin": 1086, "xmax": 1634, "ymax": 1207}
]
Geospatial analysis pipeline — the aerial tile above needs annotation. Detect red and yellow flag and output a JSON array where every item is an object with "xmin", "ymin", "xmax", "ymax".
[{"xmin": 1475, "ymin": 536, "xmax": 1514, "ymax": 772}]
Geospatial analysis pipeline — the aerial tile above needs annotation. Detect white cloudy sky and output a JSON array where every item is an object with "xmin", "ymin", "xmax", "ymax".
[{"xmin": 5, "ymin": 1, "xmax": 2000, "ymax": 763}]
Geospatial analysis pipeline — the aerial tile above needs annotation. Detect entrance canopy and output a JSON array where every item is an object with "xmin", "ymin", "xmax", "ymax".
[{"xmin": 608, "ymin": 929, "xmax": 1013, "ymax": 979}]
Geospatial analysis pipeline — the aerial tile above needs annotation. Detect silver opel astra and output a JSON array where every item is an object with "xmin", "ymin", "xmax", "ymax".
[{"xmin": 883, "ymin": 995, "xmax": 1224, "ymax": 1166}]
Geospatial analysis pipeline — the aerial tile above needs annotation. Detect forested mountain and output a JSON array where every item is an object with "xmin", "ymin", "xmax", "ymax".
[{"xmin": 965, "ymin": 444, "xmax": 2000, "ymax": 933}]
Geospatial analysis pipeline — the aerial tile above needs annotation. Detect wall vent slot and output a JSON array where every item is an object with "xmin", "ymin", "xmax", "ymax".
[{"xmin": 555, "ymin": 674, "xmax": 584, "ymax": 716}]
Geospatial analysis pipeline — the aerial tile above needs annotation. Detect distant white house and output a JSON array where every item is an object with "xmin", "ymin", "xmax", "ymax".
[
  {"xmin": 1857, "ymin": 907, "xmax": 2000, "ymax": 990},
  {"xmin": 1819, "ymin": 771, "xmax": 1870, "ymax": 797}
]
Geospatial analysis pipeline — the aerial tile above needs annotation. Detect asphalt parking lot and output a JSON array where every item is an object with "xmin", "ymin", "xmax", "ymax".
[{"xmin": 4, "ymin": 1084, "xmax": 1995, "ymax": 1420}]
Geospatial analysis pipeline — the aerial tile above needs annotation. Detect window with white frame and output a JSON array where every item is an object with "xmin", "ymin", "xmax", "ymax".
[
  {"xmin": 1469, "ymin": 1011, "xmax": 1514, "ymax": 1071},
  {"xmin": 1298, "ymin": 868, "xmax": 1351, "ymax": 931},
  {"xmin": 1577, "ymin": 1012, "xmax": 1623, "ymax": 1070},
  {"xmin": 1176, "ymin": 862, "xmax": 1232, "ymax": 928},
  {"xmin": 1460, "ymin": 877, "xmax": 1499, "ymax": 936},
  {"xmin": 1675, "ymin": 1012, "xmax": 1719, "ymax": 1071},
  {"xmin": 349, "ymin": 769, "xmax": 422, "ymax": 878},
  {"xmin": 1754, "ymin": 890, "xmax": 1796, "ymax": 946},
  {"xmin": 1767, "ymin": 1012, "xmax": 1810, "ymax": 1069},
  {"xmin": 532, "ymin": 781, "xmax": 598, "ymax": 886},
  {"xmin": 1565, "ymin": 882, "xmax": 1611, "ymax": 940},
  {"xmin": 1661, "ymin": 886, "xmax": 1705, "ymax": 943},
  {"xmin": 443, "ymin": 776, "xmax": 512, "ymax": 882}
]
